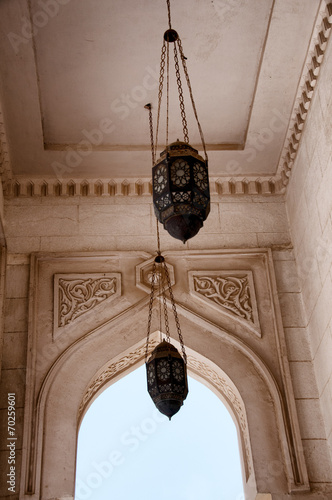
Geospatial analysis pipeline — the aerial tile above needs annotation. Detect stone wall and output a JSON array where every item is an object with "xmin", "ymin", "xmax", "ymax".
[
  {"xmin": 0, "ymin": 103, "xmax": 332, "ymax": 496},
  {"xmin": 3, "ymin": 193, "xmax": 290, "ymax": 254},
  {"xmin": 286, "ymin": 26, "xmax": 332, "ymax": 465},
  {"xmin": 1, "ymin": 187, "xmax": 332, "ymax": 497}
]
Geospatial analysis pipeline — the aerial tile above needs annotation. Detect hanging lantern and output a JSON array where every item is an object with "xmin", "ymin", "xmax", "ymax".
[
  {"xmin": 145, "ymin": 0, "xmax": 210, "ymax": 244},
  {"xmin": 145, "ymin": 251, "xmax": 189, "ymax": 420},
  {"xmin": 146, "ymin": 340, "xmax": 188, "ymax": 419},
  {"xmin": 152, "ymin": 140, "xmax": 210, "ymax": 243}
]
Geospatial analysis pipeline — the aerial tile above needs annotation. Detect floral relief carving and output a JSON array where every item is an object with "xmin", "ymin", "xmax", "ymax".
[
  {"xmin": 189, "ymin": 270, "xmax": 261, "ymax": 337},
  {"xmin": 193, "ymin": 274, "xmax": 253, "ymax": 322},
  {"xmin": 78, "ymin": 339, "xmax": 159, "ymax": 419},
  {"xmin": 56, "ymin": 274, "xmax": 120, "ymax": 328}
]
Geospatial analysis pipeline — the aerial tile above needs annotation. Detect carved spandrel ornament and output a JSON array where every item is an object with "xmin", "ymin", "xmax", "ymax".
[
  {"xmin": 189, "ymin": 271, "xmax": 261, "ymax": 337},
  {"xmin": 54, "ymin": 273, "xmax": 121, "ymax": 338}
]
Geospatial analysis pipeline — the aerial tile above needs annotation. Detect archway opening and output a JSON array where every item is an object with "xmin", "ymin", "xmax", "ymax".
[{"xmin": 75, "ymin": 364, "xmax": 244, "ymax": 500}]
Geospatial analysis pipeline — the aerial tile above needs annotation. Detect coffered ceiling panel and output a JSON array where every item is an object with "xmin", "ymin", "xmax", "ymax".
[
  {"xmin": 35, "ymin": 0, "xmax": 273, "ymax": 147},
  {"xmin": 0, "ymin": 0, "xmax": 323, "ymax": 180}
]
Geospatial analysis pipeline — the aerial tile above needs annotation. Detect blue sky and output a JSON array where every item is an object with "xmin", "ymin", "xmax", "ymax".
[{"xmin": 75, "ymin": 364, "xmax": 244, "ymax": 500}]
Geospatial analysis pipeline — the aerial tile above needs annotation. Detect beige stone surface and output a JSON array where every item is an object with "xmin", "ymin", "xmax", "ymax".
[
  {"xmin": 286, "ymin": 22, "xmax": 332, "ymax": 464},
  {"xmin": 273, "ymin": 260, "xmax": 301, "ymax": 293},
  {"xmin": 307, "ymin": 272, "xmax": 332, "ymax": 356},
  {"xmin": 289, "ymin": 362, "xmax": 319, "ymax": 399},
  {"xmin": 1, "ymin": 332, "xmax": 27, "ymax": 369},
  {"xmin": 302, "ymin": 439, "xmax": 332, "ymax": 482},
  {"xmin": 5, "ymin": 265, "xmax": 29, "ymax": 298},
  {"xmin": 295, "ymin": 399, "xmax": 327, "ymax": 439},
  {"xmin": 278, "ymin": 293, "xmax": 306, "ymax": 328},
  {"xmin": 14, "ymin": 249, "xmax": 310, "ymax": 499},
  {"xmin": 284, "ymin": 328, "xmax": 313, "ymax": 362},
  {"xmin": 3, "ymin": 298, "xmax": 28, "ymax": 333},
  {"xmin": 0, "ymin": 7, "xmax": 331, "ymax": 494},
  {"xmin": 0, "ymin": 369, "xmax": 26, "ymax": 408},
  {"xmin": 313, "ymin": 323, "xmax": 332, "ymax": 395}
]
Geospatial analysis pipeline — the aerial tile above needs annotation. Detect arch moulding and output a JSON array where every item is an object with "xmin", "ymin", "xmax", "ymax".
[{"xmin": 20, "ymin": 249, "xmax": 309, "ymax": 500}]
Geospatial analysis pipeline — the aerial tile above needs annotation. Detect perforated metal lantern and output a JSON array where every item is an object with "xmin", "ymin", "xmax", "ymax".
[
  {"xmin": 152, "ymin": 140, "xmax": 210, "ymax": 243},
  {"xmin": 146, "ymin": 340, "xmax": 188, "ymax": 420}
]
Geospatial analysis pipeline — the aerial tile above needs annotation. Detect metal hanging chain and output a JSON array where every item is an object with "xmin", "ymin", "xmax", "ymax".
[
  {"xmin": 163, "ymin": 259, "xmax": 187, "ymax": 363},
  {"xmin": 155, "ymin": 218, "xmax": 163, "ymax": 337},
  {"xmin": 161, "ymin": 267, "xmax": 171, "ymax": 343},
  {"xmin": 166, "ymin": 38, "xmax": 170, "ymax": 150},
  {"xmin": 173, "ymin": 41, "xmax": 189, "ymax": 143},
  {"xmin": 154, "ymin": 40, "xmax": 167, "ymax": 161},
  {"xmin": 177, "ymin": 36, "xmax": 208, "ymax": 162},
  {"xmin": 156, "ymin": 216, "xmax": 161, "ymax": 256},
  {"xmin": 166, "ymin": 0, "xmax": 172, "ymax": 29},
  {"xmin": 144, "ymin": 104, "xmax": 155, "ymax": 166},
  {"xmin": 145, "ymin": 259, "xmax": 157, "ymax": 362}
]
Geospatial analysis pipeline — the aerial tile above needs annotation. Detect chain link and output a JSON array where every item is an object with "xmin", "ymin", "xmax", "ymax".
[
  {"xmin": 177, "ymin": 36, "xmax": 208, "ymax": 161},
  {"xmin": 161, "ymin": 268, "xmax": 170, "ymax": 342},
  {"xmin": 173, "ymin": 42, "xmax": 189, "ymax": 143},
  {"xmin": 155, "ymin": 40, "xmax": 167, "ymax": 159},
  {"xmin": 166, "ymin": 0, "xmax": 172, "ymax": 29},
  {"xmin": 145, "ymin": 104, "xmax": 155, "ymax": 166},
  {"xmin": 163, "ymin": 260, "xmax": 187, "ymax": 363},
  {"xmin": 145, "ymin": 260, "xmax": 156, "ymax": 362},
  {"xmin": 147, "ymin": 220, "xmax": 187, "ymax": 363}
]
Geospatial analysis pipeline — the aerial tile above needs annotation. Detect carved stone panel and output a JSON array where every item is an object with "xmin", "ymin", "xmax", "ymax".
[
  {"xmin": 54, "ymin": 273, "xmax": 121, "ymax": 339},
  {"xmin": 189, "ymin": 271, "xmax": 261, "ymax": 337}
]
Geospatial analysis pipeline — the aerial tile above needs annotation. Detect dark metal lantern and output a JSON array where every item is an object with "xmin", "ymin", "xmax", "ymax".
[
  {"xmin": 146, "ymin": 340, "xmax": 188, "ymax": 420},
  {"xmin": 152, "ymin": 140, "xmax": 210, "ymax": 243}
]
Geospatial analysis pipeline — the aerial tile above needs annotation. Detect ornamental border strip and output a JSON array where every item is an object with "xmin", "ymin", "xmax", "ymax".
[
  {"xmin": 277, "ymin": 0, "xmax": 332, "ymax": 188},
  {"xmin": 2, "ymin": 176, "xmax": 284, "ymax": 197}
]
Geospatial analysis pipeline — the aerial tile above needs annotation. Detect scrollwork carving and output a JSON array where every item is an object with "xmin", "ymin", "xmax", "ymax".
[
  {"xmin": 193, "ymin": 275, "xmax": 253, "ymax": 322},
  {"xmin": 78, "ymin": 339, "xmax": 159, "ymax": 418},
  {"xmin": 56, "ymin": 274, "xmax": 120, "ymax": 328}
]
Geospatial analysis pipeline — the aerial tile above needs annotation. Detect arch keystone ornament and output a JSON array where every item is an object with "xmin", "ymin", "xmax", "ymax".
[{"xmin": 136, "ymin": 257, "xmax": 175, "ymax": 294}]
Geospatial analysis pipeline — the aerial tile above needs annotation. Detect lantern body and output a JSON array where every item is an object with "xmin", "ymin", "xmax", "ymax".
[
  {"xmin": 146, "ymin": 340, "xmax": 188, "ymax": 419},
  {"xmin": 152, "ymin": 140, "xmax": 210, "ymax": 243}
]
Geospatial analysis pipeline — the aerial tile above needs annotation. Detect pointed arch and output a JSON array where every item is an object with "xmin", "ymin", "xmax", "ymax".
[
  {"xmin": 20, "ymin": 249, "xmax": 309, "ymax": 499},
  {"xmin": 22, "ymin": 306, "xmax": 293, "ymax": 499}
]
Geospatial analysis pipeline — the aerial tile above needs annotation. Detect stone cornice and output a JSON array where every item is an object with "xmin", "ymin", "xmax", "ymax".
[
  {"xmin": 3, "ymin": 176, "xmax": 284, "ymax": 197},
  {"xmin": 278, "ymin": 0, "xmax": 332, "ymax": 188}
]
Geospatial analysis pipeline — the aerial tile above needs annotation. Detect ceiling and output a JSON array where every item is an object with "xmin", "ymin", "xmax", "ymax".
[{"xmin": 0, "ymin": 0, "xmax": 325, "ymax": 183}]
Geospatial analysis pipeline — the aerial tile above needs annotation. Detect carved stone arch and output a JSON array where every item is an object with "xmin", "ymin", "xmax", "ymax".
[
  {"xmin": 21, "ymin": 250, "xmax": 309, "ymax": 500},
  {"xmin": 21, "ymin": 306, "xmax": 306, "ymax": 500},
  {"xmin": 77, "ymin": 332, "xmax": 256, "ymax": 494}
]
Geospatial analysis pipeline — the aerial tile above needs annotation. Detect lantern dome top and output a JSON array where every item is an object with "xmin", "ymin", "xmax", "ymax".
[
  {"xmin": 159, "ymin": 140, "xmax": 200, "ymax": 160},
  {"xmin": 148, "ymin": 340, "xmax": 180, "ymax": 360}
]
